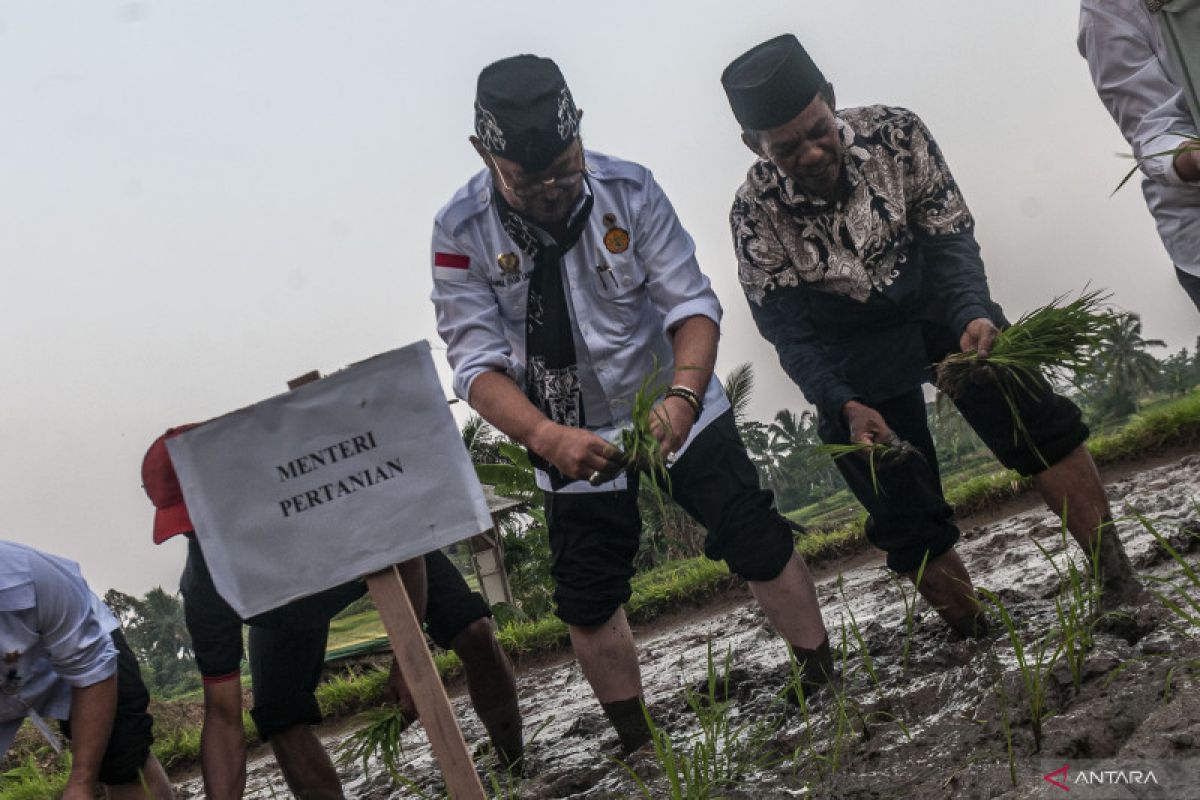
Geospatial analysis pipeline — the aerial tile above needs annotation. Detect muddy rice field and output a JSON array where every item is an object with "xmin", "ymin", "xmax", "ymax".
[{"xmin": 176, "ymin": 453, "xmax": 1200, "ymax": 799}]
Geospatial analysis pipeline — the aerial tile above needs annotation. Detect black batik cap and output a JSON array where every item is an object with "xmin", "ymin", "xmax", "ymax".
[
  {"xmin": 474, "ymin": 55, "xmax": 581, "ymax": 172},
  {"xmin": 721, "ymin": 34, "xmax": 827, "ymax": 131}
]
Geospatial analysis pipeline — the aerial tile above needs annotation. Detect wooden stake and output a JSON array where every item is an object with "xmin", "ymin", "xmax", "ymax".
[
  {"xmin": 286, "ymin": 367, "xmax": 486, "ymax": 797},
  {"xmin": 366, "ymin": 565, "xmax": 486, "ymax": 799}
]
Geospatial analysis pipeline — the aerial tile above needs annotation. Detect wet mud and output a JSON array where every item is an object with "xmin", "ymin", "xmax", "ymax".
[{"xmin": 175, "ymin": 454, "xmax": 1200, "ymax": 799}]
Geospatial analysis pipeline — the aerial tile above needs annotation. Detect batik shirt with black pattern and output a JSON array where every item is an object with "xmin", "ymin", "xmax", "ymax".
[{"xmin": 730, "ymin": 105, "xmax": 995, "ymax": 419}]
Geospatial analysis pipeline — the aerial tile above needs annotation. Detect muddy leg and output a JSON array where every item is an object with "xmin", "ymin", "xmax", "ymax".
[
  {"xmin": 908, "ymin": 548, "xmax": 986, "ymax": 638},
  {"xmin": 452, "ymin": 618, "xmax": 524, "ymax": 770},
  {"xmin": 570, "ymin": 609, "xmax": 651, "ymax": 753},
  {"xmin": 1033, "ymin": 444, "xmax": 1141, "ymax": 606},
  {"xmin": 748, "ymin": 552, "xmax": 828, "ymax": 650},
  {"xmin": 269, "ymin": 724, "xmax": 345, "ymax": 800},
  {"xmin": 383, "ymin": 657, "xmax": 418, "ymax": 722},
  {"xmin": 748, "ymin": 552, "xmax": 837, "ymax": 695}
]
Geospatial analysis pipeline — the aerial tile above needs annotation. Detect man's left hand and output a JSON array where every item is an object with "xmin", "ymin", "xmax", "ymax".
[
  {"xmin": 650, "ymin": 395, "xmax": 696, "ymax": 462},
  {"xmin": 960, "ymin": 317, "xmax": 1000, "ymax": 358}
]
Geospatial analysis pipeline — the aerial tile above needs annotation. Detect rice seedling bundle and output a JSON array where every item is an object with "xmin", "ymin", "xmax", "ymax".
[
  {"xmin": 814, "ymin": 439, "xmax": 923, "ymax": 493},
  {"xmin": 935, "ymin": 291, "xmax": 1110, "ymax": 464},
  {"xmin": 935, "ymin": 290, "xmax": 1109, "ymax": 401},
  {"xmin": 616, "ymin": 359, "xmax": 701, "ymax": 485}
]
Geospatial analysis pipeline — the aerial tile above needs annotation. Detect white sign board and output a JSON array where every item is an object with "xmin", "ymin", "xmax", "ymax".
[{"xmin": 167, "ymin": 341, "xmax": 491, "ymax": 619}]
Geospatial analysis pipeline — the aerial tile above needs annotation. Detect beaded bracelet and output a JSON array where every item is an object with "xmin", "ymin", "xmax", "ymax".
[{"xmin": 664, "ymin": 385, "xmax": 703, "ymax": 420}]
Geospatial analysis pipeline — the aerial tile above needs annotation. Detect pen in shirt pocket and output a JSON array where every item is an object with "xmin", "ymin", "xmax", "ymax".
[{"xmin": 594, "ymin": 245, "xmax": 621, "ymax": 294}]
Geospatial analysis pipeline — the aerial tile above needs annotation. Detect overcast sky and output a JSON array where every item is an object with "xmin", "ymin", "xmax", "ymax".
[{"xmin": 1, "ymin": 1, "xmax": 1196, "ymax": 598}]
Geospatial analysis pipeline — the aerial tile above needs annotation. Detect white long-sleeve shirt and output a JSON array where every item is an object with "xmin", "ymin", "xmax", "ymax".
[
  {"xmin": 0, "ymin": 541, "xmax": 119, "ymax": 756},
  {"xmin": 430, "ymin": 151, "xmax": 729, "ymax": 493},
  {"xmin": 1079, "ymin": 0, "xmax": 1200, "ymax": 276}
]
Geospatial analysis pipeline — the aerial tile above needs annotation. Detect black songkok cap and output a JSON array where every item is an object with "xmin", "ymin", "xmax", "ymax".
[
  {"xmin": 474, "ymin": 55, "xmax": 581, "ymax": 172},
  {"xmin": 721, "ymin": 34, "xmax": 827, "ymax": 131}
]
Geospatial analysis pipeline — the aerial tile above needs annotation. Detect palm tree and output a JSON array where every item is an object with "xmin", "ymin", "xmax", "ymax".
[
  {"xmin": 723, "ymin": 362, "xmax": 756, "ymax": 425},
  {"xmin": 723, "ymin": 362, "xmax": 776, "ymax": 486},
  {"xmin": 1094, "ymin": 312, "xmax": 1166, "ymax": 417},
  {"xmin": 461, "ymin": 413, "xmax": 500, "ymax": 463},
  {"xmin": 120, "ymin": 587, "xmax": 196, "ymax": 695},
  {"xmin": 1159, "ymin": 348, "xmax": 1196, "ymax": 396}
]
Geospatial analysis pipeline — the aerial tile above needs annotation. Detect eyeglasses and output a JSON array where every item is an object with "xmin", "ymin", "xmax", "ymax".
[{"xmin": 487, "ymin": 151, "xmax": 587, "ymax": 200}]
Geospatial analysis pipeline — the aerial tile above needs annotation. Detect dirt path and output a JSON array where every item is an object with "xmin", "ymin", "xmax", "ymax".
[{"xmin": 174, "ymin": 450, "xmax": 1200, "ymax": 799}]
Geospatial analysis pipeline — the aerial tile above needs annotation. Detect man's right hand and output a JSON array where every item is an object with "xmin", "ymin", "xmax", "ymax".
[
  {"xmin": 842, "ymin": 400, "xmax": 898, "ymax": 454},
  {"xmin": 1175, "ymin": 140, "xmax": 1200, "ymax": 184},
  {"xmin": 528, "ymin": 421, "xmax": 623, "ymax": 483}
]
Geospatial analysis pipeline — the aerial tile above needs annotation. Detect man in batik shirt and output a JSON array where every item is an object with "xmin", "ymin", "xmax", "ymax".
[{"xmin": 720, "ymin": 34, "xmax": 1143, "ymax": 637}]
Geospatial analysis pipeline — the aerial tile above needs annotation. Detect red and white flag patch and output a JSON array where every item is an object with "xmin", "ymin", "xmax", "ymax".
[{"xmin": 433, "ymin": 252, "xmax": 471, "ymax": 281}]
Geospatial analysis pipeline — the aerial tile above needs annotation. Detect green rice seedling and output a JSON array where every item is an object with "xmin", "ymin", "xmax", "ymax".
[
  {"xmin": 816, "ymin": 632, "xmax": 857, "ymax": 781},
  {"xmin": 837, "ymin": 573, "xmax": 881, "ymax": 693},
  {"xmin": 994, "ymin": 678, "xmax": 1018, "ymax": 787},
  {"xmin": 891, "ymin": 550, "xmax": 931, "ymax": 676},
  {"xmin": 1027, "ymin": 526, "xmax": 1101, "ymax": 694},
  {"xmin": 783, "ymin": 629, "xmax": 857, "ymax": 785},
  {"xmin": 1131, "ymin": 512, "xmax": 1200, "ymax": 627},
  {"xmin": 484, "ymin": 772, "xmax": 523, "ymax": 800},
  {"xmin": 390, "ymin": 777, "xmax": 447, "ymax": 800},
  {"xmin": 978, "ymin": 588, "xmax": 1063, "ymax": 753},
  {"xmin": 1113, "ymin": 137, "xmax": 1200, "ymax": 194},
  {"xmin": 783, "ymin": 647, "xmax": 819, "ymax": 775},
  {"xmin": 336, "ymin": 706, "xmax": 411, "ymax": 781},
  {"xmin": 612, "ymin": 359, "xmax": 694, "ymax": 527},
  {"xmin": 935, "ymin": 290, "xmax": 1110, "ymax": 464},
  {"xmin": 1102, "ymin": 657, "xmax": 1140, "ymax": 689},
  {"xmin": 619, "ymin": 643, "xmax": 784, "ymax": 799},
  {"xmin": 1163, "ymin": 665, "xmax": 1179, "ymax": 706},
  {"xmin": 814, "ymin": 439, "xmax": 921, "ymax": 494},
  {"xmin": 618, "ymin": 364, "xmax": 672, "ymax": 479},
  {"xmin": 936, "ymin": 291, "xmax": 1110, "ymax": 398}
]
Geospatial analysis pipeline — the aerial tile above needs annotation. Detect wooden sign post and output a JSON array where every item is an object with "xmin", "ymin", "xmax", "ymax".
[
  {"xmin": 367, "ymin": 566, "xmax": 486, "ymax": 798},
  {"xmin": 286, "ymin": 369, "xmax": 486, "ymax": 799},
  {"xmin": 164, "ymin": 346, "xmax": 495, "ymax": 799}
]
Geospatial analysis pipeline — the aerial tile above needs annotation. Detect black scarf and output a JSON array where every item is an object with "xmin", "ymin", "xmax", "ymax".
[{"xmin": 494, "ymin": 188, "xmax": 595, "ymax": 488}]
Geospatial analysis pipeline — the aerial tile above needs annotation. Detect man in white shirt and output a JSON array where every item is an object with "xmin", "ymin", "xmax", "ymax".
[
  {"xmin": 431, "ymin": 54, "xmax": 832, "ymax": 754},
  {"xmin": 1079, "ymin": 0, "xmax": 1200, "ymax": 310},
  {"xmin": 0, "ymin": 540, "xmax": 173, "ymax": 799}
]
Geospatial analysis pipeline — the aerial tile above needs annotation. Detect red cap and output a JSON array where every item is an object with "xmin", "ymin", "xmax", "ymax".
[{"xmin": 141, "ymin": 423, "xmax": 201, "ymax": 544}]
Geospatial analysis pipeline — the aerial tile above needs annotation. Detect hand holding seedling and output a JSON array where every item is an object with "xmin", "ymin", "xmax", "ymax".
[
  {"xmin": 960, "ymin": 317, "xmax": 999, "ymax": 358},
  {"xmin": 1173, "ymin": 140, "xmax": 1200, "ymax": 183},
  {"xmin": 843, "ymin": 400, "xmax": 898, "ymax": 460},
  {"xmin": 649, "ymin": 395, "xmax": 696, "ymax": 461},
  {"xmin": 530, "ymin": 421, "xmax": 623, "ymax": 483}
]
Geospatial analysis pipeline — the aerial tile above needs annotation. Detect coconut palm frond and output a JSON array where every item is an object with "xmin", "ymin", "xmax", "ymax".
[
  {"xmin": 461, "ymin": 413, "xmax": 498, "ymax": 461},
  {"xmin": 723, "ymin": 362, "xmax": 756, "ymax": 424}
]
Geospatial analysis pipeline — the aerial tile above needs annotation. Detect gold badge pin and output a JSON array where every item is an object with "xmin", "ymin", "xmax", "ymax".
[
  {"xmin": 602, "ymin": 212, "xmax": 618, "ymax": 229},
  {"xmin": 497, "ymin": 252, "xmax": 520, "ymax": 274},
  {"xmin": 603, "ymin": 227, "xmax": 630, "ymax": 255}
]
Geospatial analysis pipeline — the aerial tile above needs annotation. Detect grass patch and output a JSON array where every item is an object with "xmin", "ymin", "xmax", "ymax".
[
  {"xmin": 1088, "ymin": 392, "xmax": 1200, "ymax": 465},
  {"xmin": 326, "ymin": 609, "xmax": 388, "ymax": 651}
]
